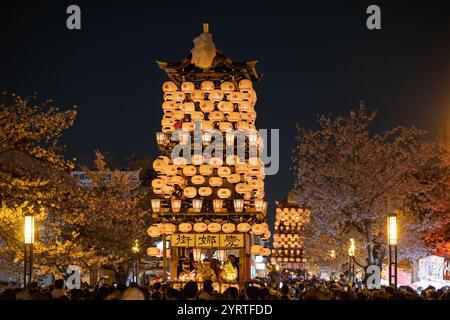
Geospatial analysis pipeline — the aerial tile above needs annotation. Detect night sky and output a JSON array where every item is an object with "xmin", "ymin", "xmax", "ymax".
[{"xmin": 1, "ymin": 0, "xmax": 450, "ymax": 228}]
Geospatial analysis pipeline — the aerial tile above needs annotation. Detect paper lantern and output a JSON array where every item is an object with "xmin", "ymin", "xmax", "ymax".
[
  {"xmin": 191, "ymin": 111, "xmax": 204, "ymax": 121},
  {"xmin": 254, "ymin": 199, "xmax": 264, "ymax": 212},
  {"xmin": 173, "ymin": 157, "xmax": 188, "ymax": 167},
  {"xmin": 192, "ymin": 199, "xmax": 203, "ymax": 213},
  {"xmin": 153, "ymin": 159, "xmax": 166, "ymax": 172},
  {"xmin": 183, "ymin": 187, "xmax": 197, "ymax": 198},
  {"xmin": 163, "ymin": 92, "xmax": 173, "ymax": 101},
  {"xmin": 173, "ymin": 91, "xmax": 185, "ymax": 102},
  {"xmin": 198, "ymin": 187, "xmax": 212, "ymax": 197},
  {"xmin": 180, "ymin": 102, "xmax": 195, "ymax": 113},
  {"xmin": 235, "ymin": 183, "xmax": 250, "ymax": 194},
  {"xmin": 239, "ymin": 79, "xmax": 253, "ymax": 91},
  {"xmin": 207, "ymin": 222, "xmax": 221, "ymax": 233},
  {"xmin": 147, "ymin": 225, "xmax": 161, "ymax": 238},
  {"xmin": 171, "ymin": 199, "xmax": 182, "ymax": 213},
  {"xmin": 251, "ymin": 224, "xmax": 265, "ymax": 236},
  {"xmin": 236, "ymin": 121, "xmax": 249, "ymax": 130},
  {"xmin": 162, "ymin": 81, "xmax": 177, "ymax": 92},
  {"xmin": 209, "ymin": 90, "xmax": 224, "ymax": 101},
  {"xmin": 190, "ymin": 90, "xmax": 204, "ymax": 102},
  {"xmin": 218, "ymin": 101, "xmax": 234, "ymax": 113},
  {"xmin": 201, "ymin": 121, "xmax": 214, "ymax": 131},
  {"xmin": 222, "ymin": 223, "xmax": 236, "ymax": 233},
  {"xmin": 183, "ymin": 165, "xmax": 197, "ymax": 176},
  {"xmin": 213, "ymin": 199, "xmax": 223, "ymax": 213},
  {"xmin": 217, "ymin": 188, "xmax": 231, "ymax": 199},
  {"xmin": 233, "ymin": 199, "xmax": 244, "ymax": 213},
  {"xmin": 181, "ymin": 82, "xmax": 195, "ymax": 93},
  {"xmin": 209, "ymin": 111, "xmax": 224, "ymax": 121},
  {"xmin": 200, "ymin": 80, "xmax": 215, "ymax": 93},
  {"xmin": 147, "ymin": 247, "xmax": 161, "ymax": 257},
  {"xmin": 238, "ymin": 101, "xmax": 251, "ymax": 112},
  {"xmin": 170, "ymin": 175, "xmax": 184, "ymax": 186},
  {"xmin": 226, "ymin": 155, "xmax": 240, "ymax": 166},
  {"xmin": 182, "ymin": 122, "xmax": 195, "ymax": 132},
  {"xmin": 219, "ymin": 122, "xmax": 233, "ymax": 132},
  {"xmin": 209, "ymin": 177, "xmax": 223, "ymax": 187},
  {"xmin": 178, "ymin": 223, "xmax": 193, "ymax": 233},
  {"xmin": 151, "ymin": 199, "xmax": 162, "ymax": 213},
  {"xmin": 192, "ymin": 154, "xmax": 204, "ymax": 166},
  {"xmin": 161, "ymin": 223, "xmax": 176, "ymax": 235},
  {"xmin": 227, "ymin": 112, "xmax": 241, "ymax": 122},
  {"xmin": 261, "ymin": 247, "xmax": 272, "ymax": 257},
  {"xmin": 199, "ymin": 164, "xmax": 213, "ymax": 176},
  {"xmin": 229, "ymin": 91, "xmax": 242, "ymax": 103},
  {"xmin": 227, "ymin": 174, "xmax": 241, "ymax": 184},
  {"xmin": 162, "ymin": 101, "xmax": 177, "ymax": 111},
  {"xmin": 191, "ymin": 175, "xmax": 205, "ymax": 185},
  {"xmin": 251, "ymin": 245, "xmax": 263, "ymax": 255},
  {"xmin": 208, "ymin": 157, "xmax": 223, "ymax": 167},
  {"xmin": 237, "ymin": 222, "xmax": 251, "ymax": 233},
  {"xmin": 193, "ymin": 222, "xmax": 208, "ymax": 233},
  {"xmin": 220, "ymin": 81, "xmax": 235, "ymax": 92},
  {"xmin": 200, "ymin": 101, "xmax": 214, "ymax": 113},
  {"xmin": 217, "ymin": 167, "xmax": 231, "ymax": 177}
]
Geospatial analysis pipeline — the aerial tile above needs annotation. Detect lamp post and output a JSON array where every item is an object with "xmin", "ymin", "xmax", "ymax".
[
  {"xmin": 387, "ymin": 211, "xmax": 398, "ymax": 287},
  {"xmin": 131, "ymin": 239, "xmax": 140, "ymax": 285},
  {"xmin": 348, "ymin": 238, "xmax": 355, "ymax": 284},
  {"xmin": 24, "ymin": 213, "xmax": 35, "ymax": 287}
]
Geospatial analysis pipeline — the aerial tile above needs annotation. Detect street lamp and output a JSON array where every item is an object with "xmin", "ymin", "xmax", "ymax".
[
  {"xmin": 348, "ymin": 238, "xmax": 355, "ymax": 284},
  {"xmin": 387, "ymin": 211, "xmax": 398, "ymax": 287},
  {"xmin": 131, "ymin": 239, "xmax": 140, "ymax": 284},
  {"xmin": 24, "ymin": 213, "xmax": 35, "ymax": 287}
]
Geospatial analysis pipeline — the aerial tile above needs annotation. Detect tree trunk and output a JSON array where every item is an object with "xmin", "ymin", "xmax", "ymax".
[
  {"xmin": 115, "ymin": 264, "xmax": 128, "ymax": 285},
  {"xmin": 365, "ymin": 222, "xmax": 374, "ymax": 265}
]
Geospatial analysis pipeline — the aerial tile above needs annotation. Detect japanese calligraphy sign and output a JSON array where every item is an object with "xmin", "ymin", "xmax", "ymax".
[
  {"xmin": 195, "ymin": 234, "xmax": 219, "ymax": 247},
  {"xmin": 171, "ymin": 233, "xmax": 195, "ymax": 247},
  {"xmin": 171, "ymin": 233, "xmax": 244, "ymax": 248},
  {"xmin": 219, "ymin": 234, "xmax": 244, "ymax": 248}
]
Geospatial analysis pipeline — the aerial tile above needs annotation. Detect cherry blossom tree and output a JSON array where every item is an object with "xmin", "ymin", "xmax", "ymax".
[
  {"xmin": 0, "ymin": 91, "xmax": 95, "ymax": 276},
  {"xmin": 70, "ymin": 151, "xmax": 151, "ymax": 283},
  {"xmin": 292, "ymin": 103, "xmax": 441, "ymax": 272}
]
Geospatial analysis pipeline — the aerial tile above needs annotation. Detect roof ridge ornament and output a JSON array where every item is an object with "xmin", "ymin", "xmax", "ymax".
[{"xmin": 191, "ymin": 23, "xmax": 216, "ymax": 70}]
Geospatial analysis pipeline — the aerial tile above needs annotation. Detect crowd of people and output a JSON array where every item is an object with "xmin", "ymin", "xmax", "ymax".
[{"xmin": 1, "ymin": 277, "xmax": 450, "ymax": 300}]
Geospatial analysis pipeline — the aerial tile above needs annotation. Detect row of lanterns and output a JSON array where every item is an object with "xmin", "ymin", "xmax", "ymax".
[
  {"xmin": 163, "ymin": 80, "xmax": 254, "ymax": 94},
  {"xmin": 147, "ymin": 222, "xmax": 269, "ymax": 237},
  {"xmin": 274, "ymin": 257, "xmax": 306, "ymax": 263},
  {"xmin": 157, "ymin": 130, "xmax": 262, "ymax": 147},
  {"xmin": 152, "ymin": 158, "xmax": 265, "ymax": 177},
  {"xmin": 151, "ymin": 198, "xmax": 267, "ymax": 214}
]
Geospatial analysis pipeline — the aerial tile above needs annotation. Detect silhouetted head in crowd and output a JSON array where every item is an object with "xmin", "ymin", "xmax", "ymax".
[
  {"xmin": 245, "ymin": 286, "xmax": 259, "ymax": 300},
  {"xmin": 224, "ymin": 286, "xmax": 238, "ymax": 300},
  {"xmin": 54, "ymin": 279, "xmax": 65, "ymax": 290},
  {"xmin": 183, "ymin": 281, "xmax": 198, "ymax": 300},
  {"xmin": 202, "ymin": 280, "xmax": 214, "ymax": 295}
]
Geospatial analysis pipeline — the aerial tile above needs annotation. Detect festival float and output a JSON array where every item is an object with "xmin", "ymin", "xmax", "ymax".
[
  {"xmin": 272, "ymin": 193, "xmax": 309, "ymax": 280},
  {"xmin": 146, "ymin": 24, "xmax": 270, "ymax": 291}
]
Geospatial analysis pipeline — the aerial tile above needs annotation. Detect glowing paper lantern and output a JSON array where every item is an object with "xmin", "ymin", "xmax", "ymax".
[
  {"xmin": 161, "ymin": 223, "xmax": 176, "ymax": 235},
  {"xmin": 237, "ymin": 222, "xmax": 251, "ymax": 233},
  {"xmin": 222, "ymin": 223, "xmax": 236, "ymax": 233},
  {"xmin": 193, "ymin": 223, "xmax": 208, "ymax": 233},
  {"xmin": 147, "ymin": 225, "xmax": 161, "ymax": 238},
  {"xmin": 147, "ymin": 247, "xmax": 161, "ymax": 257},
  {"xmin": 178, "ymin": 223, "xmax": 193, "ymax": 233},
  {"xmin": 207, "ymin": 223, "xmax": 221, "ymax": 233}
]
